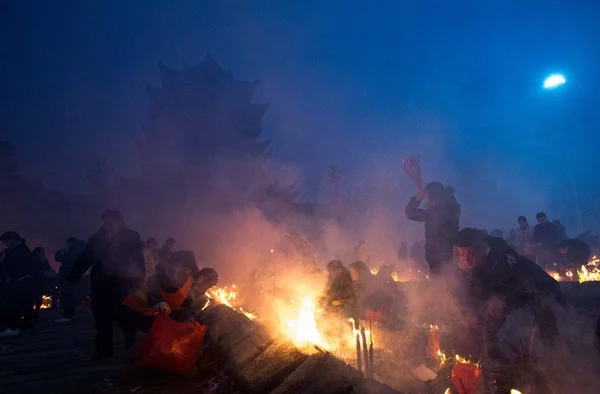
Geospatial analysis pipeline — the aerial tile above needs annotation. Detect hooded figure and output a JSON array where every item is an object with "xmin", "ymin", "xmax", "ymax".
[{"xmin": 405, "ymin": 181, "xmax": 460, "ymax": 274}]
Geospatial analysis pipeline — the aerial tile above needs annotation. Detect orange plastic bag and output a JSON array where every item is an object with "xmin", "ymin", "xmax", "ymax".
[
  {"xmin": 139, "ymin": 312, "xmax": 207, "ymax": 376},
  {"xmin": 122, "ymin": 290, "xmax": 157, "ymax": 316}
]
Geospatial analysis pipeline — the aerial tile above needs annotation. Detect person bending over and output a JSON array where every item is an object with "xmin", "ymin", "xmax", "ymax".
[{"xmin": 454, "ymin": 228, "xmax": 565, "ymax": 352}]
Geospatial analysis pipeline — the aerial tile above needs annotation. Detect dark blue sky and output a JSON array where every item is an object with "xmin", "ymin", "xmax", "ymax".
[{"xmin": 2, "ymin": 1, "xmax": 600, "ymax": 230}]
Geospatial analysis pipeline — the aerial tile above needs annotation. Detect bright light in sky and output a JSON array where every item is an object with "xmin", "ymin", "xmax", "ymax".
[{"xmin": 543, "ymin": 73, "xmax": 566, "ymax": 89}]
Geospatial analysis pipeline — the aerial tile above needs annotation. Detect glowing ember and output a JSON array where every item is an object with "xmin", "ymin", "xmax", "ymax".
[
  {"xmin": 370, "ymin": 267, "xmax": 379, "ymax": 275},
  {"xmin": 391, "ymin": 271, "xmax": 412, "ymax": 282},
  {"xmin": 549, "ymin": 271, "xmax": 561, "ymax": 281},
  {"xmin": 511, "ymin": 390, "xmax": 523, "ymax": 394},
  {"xmin": 238, "ymin": 307, "xmax": 258, "ymax": 320},
  {"xmin": 566, "ymin": 271, "xmax": 573, "ymax": 279}
]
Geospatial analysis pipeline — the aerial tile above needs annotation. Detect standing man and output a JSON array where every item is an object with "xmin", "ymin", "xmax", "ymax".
[
  {"xmin": 67, "ymin": 210, "xmax": 144, "ymax": 359},
  {"xmin": 405, "ymin": 181, "xmax": 460, "ymax": 275},
  {"xmin": 515, "ymin": 216, "xmax": 536, "ymax": 261},
  {"xmin": 0, "ymin": 232, "xmax": 35, "ymax": 337},
  {"xmin": 533, "ymin": 213, "xmax": 559, "ymax": 269},
  {"xmin": 54, "ymin": 237, "xmax": 86, "ymax": 322},
  {"xmin": 454, "ymin": 228, "xmax": 565, "ymax": 352}
]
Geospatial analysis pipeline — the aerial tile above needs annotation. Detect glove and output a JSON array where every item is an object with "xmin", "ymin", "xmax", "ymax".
[{"xmin": 153, "ymin": 302, "xmax": 171, "ymax": 314}]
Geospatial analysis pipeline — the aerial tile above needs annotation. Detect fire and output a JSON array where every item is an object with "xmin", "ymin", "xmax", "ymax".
[
  {"xmin": 279, "ymin": 296, "xmax": 327, "ymax": 349},
  {"xmin": 454, "ymin": 353, "xmax": 478, "ymax": 366},
  {"xmin": 578, "ymin": 256, "xmax": 600, "ymax": 282},
  {"xmin": 207, "ymin": 285, "xmax": 237, "ymax": 308},
  {"xmin": 566, "ymin": 271, "xmax": 573, "ymax": 279},
  {"xmin": 348, "ymin": 318, "xmax": 373, "ymax": 345},
  {"xmin": 206, "ymin": 285, "xmax": 258, "ymax": 320},
  {"xmin": 437, "ymin": 350, "xmax": 447, "ymax": 364},
  {"xmin": 549, "ymin": 271, "xmax": 561, "ymax": 281},
  {"xmin": 40, "ymin": 295, "xmax": 52, "ymax": 309},
  {"xmin": 370, "ymin": 267, "xmax": 379, "ymax": 275}
]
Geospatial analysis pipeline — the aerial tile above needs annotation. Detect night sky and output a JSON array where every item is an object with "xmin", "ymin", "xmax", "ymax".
[{"xmin": 2, "ymin": 1, "xmax": 600, "ymax": 231}]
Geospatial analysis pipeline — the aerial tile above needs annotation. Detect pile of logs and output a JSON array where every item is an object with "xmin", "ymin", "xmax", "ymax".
[{"xmin": 196, "ymin": 304, "xmax": 399, "ymax": 394}]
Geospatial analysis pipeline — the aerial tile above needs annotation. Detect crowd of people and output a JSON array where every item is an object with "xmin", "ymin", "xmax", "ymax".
[
  {"xmin": 0, "ymin": 232, "xmax": 57, "ymax": 336},
  {"xmin": 321, "ymin": 181, "xmax": 598, "ymax": 369},
  {"xmin": 0, "ymin": 209, "xmax": 219, "ymax": 362},
  {"xmin": 490, "ymin": 212, "xmax": 593, "ymax": 271},
  {"xmin": 2, "ymin": 182, "xmax": 599, "ymax": 383}
]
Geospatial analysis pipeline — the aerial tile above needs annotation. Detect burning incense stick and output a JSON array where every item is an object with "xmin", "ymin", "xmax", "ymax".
[
  {"xmin": 356, "ymin": 331, "xmax": 362, "ymax": 374},
  {"xmin": 361, "ymin": 324, "xmax": 369, "ymax": 377},
  {"xmin": 368, "ymin": 318, "xmax": 374, "ymax": 379}
]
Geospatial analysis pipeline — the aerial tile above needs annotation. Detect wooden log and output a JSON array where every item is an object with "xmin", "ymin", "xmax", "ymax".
[
  {"xmin": 272, "ymin": 352, "xmax": 401, "ymax": 394},
  {"xmin": 197, "ymin": 303, "xmax": 274, "ymax": 371},
  {"xmin": 235, "ymin": 339, "xmax": 308, "ymax": 393},
  {"xmin": 219, "ymin": 322, "xmax": 274, "ymax": 371},
  {"xmin": 271, "ymin": 352, "xmax": 389, "ymax": 394}
]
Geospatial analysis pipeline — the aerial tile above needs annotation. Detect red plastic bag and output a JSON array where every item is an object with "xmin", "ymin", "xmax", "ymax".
[
  {"xmin": 139, "ymin": 312, "xmax": 207, "ymax": 376},
  {"xmin": 451, "ymin": 362, "xmax": 481, "ymax": 394}
]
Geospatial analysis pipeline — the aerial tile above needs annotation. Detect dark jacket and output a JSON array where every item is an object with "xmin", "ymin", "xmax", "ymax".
[
  {"xmin": 559, "ymin": 238, "xmax": 591, "ymax": 266},
  {"xmin": 322, "ymin": 269, "xmax": 356, "ymax": 316},
  {"xmin": 533, "ymin": 222, "xmax": 559, "ymax": 248},
  {"xmin": 405, "ymin": 193, "xmax": 460, "ymax": 260},
  {"xmin": 466, "ymin": 237, "xmax": 566, "ymax": 312},
  {"xmin": 0, "ymin": 241, "xmax": 35, "ymax": 299},
  {"xmin": 67, "ymin": 226, "xmax": 144, "ymax": 289},
  {"xmin": 55, "ymin": 240, "xmax": 86, "ymax": 280}
]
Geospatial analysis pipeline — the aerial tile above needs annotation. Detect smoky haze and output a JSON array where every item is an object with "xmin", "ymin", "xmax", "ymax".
[
  {"xmin": 2, "ymin": 2, "xmax": 600, "ymax": 252},
  {"xmin": 3, "ymin": 4, "xmax": 600, "ymax": 393}
]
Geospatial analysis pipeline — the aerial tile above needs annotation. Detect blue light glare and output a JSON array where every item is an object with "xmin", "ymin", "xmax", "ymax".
[{"xmin": 543, "ymin": 74, "xmax": 566, "ymax": 89}]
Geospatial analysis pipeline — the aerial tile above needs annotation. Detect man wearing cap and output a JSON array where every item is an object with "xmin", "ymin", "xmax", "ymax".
[{"xmin": 67, "ymin": 210, "xmax": 144, "ymax": 359}]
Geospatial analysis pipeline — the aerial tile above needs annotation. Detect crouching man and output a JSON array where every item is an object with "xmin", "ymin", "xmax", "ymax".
[
  {"xmin": 146, "ymin": 253, "xmax": 218, "ymax": 322},
  {"xmin": 454, "ymin": 228, "xmax": 566, "ymax": 353}
]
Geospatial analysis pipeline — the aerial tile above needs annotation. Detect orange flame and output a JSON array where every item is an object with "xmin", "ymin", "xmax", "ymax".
[
  {"xmin": 578, "ymin": 256, "xmax": 600, "ymax": 282},
  {"xmin": 206, "ymin": 285, "xmax": 258, "ymax": 320}
]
